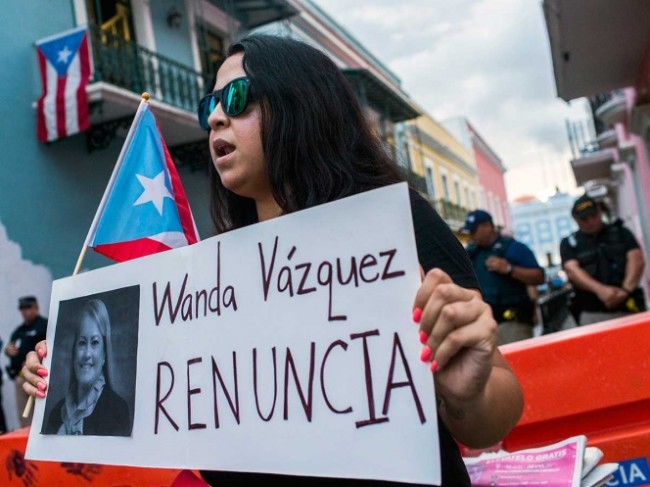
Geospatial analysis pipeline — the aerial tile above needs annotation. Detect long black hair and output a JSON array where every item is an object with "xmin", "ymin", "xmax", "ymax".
[{"xmin": 209, "ymin": 34, "xmax": 404, "ymax": 233}]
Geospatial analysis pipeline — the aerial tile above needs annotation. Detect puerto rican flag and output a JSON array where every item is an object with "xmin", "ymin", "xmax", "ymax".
[
  {"xmin": 36, "ymin": 26, "xmax": 92, "ymax": 142},
  {"xmin": 85, "ymin": 99, "xmax": 200, "ymax": 262}
]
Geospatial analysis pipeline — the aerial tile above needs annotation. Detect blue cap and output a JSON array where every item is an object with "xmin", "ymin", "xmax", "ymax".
[{"xmin": 461, "ymin": 209, "xmax": 493, "ymax": 232}]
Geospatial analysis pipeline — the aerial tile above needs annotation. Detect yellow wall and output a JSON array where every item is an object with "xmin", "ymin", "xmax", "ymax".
[{"xmin": 405, "ymin": 114, "xmax": 480, "ymax": 210}]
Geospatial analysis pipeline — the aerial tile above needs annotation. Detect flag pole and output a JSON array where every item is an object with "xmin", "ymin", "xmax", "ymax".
[{"xmin": 22, "ymin": 93, "xmax": 152, "ymax": 420}]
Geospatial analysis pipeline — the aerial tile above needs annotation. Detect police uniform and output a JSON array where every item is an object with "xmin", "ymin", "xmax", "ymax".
[
  {"xmin": 560, "ymin": 219, "xmax": 646, "ymax": 323},
  {"xmin": 6, "ymin": 296, "xmax": 48, "ymax": 428},
  {"xmin": 467, "ymin": 236, "xmax": 540, "ymax": 332}
]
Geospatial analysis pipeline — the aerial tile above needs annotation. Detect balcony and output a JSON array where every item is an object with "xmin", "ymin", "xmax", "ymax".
[
  {"xmin": 596, "ymin": 128, "xmax": 618, "ymax": 148},
  {"xmin": 594, "ymin": 91, "xmax": 628, "ymax": 127},
  {"xmin": 570, "ymin": 148, "xmax": 618, "ymax": 186},
  {"xmin": 85, "ymin": 23, "xmax": 209, "ymax": 151},
  {"xmin": 436, "ymin": 199, "xmax": 469, "ymax": 227},
  {"xmin": 401, "ymin": 168, "xmax": 429, "ymax": 196}
]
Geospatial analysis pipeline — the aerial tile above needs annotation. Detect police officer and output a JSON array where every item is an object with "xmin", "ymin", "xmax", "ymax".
[
  {"xmin": 463, "ymin": 210, "xmax": 545, "ymax": 345},
  {"xmin": 5, "ymin": 296, "xmax": 48, "ymax": 428},
  {"xmin": 560, "ymin": 194, "xmax": 646, "ymax": 326}
]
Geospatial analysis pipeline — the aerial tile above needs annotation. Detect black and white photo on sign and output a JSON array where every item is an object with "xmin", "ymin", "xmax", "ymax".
[{"xmin": 41, "ymin": 286, "xmax": 140, "ymax": 437}]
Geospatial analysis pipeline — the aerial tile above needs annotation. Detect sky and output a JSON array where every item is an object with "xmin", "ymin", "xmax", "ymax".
[{"xmin": 310, "ymin": 0, "xmax": 591, "ymax": 201}]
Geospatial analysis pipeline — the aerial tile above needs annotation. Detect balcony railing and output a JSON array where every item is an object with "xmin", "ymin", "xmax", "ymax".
[
  {"xmin": 436, "ymin": 199, "xmax": 468, "ymax": 223},
  {"xmin": 88, "ymin": 23, "xmax": 212, "ymax": 113},
  {"xmin": 401, "ymin": 168, "xmax": 428, "ymax": 195}
]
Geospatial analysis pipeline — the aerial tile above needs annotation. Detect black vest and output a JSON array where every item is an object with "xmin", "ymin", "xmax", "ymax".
[
  {"xmin": 567, "ymin": 220, "xmax": 644, "ymax": 313},
  {"xmin": 568, "ymin": 221, "xmax": 627, "ymax": 286}
]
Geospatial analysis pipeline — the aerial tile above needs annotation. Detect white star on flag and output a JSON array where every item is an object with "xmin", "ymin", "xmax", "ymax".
[
  {"xmin": 57, "ymin": 45, "xmax": 72, "ymax": 64},
  {"xmin": 133, "ymin": 171, "xmax": 174, "ymax": 216}
]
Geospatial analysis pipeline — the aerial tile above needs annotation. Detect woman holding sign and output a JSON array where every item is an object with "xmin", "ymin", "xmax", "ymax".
[{"xmin": 23, "ymin": 35, "xmax": 522, "ymax": 484}]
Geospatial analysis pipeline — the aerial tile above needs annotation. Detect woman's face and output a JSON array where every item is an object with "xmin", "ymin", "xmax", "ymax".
[
  {"xmin": 207, "ymin": 53, "xmax": 270, "ymax": 204},
  {"xmin": 74, "ymin": 314, "xmax": 106, "ymax": 389}
]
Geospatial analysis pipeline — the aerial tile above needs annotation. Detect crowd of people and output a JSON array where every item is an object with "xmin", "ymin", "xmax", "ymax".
[{"xmin": 0, "ymin": 33, "xmax": 646, "ymax": 485}]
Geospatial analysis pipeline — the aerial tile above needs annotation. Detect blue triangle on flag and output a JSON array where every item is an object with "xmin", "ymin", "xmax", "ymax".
[{"xmin": 37, "ymin": 28, "xmax": 86, "ymax": 78}]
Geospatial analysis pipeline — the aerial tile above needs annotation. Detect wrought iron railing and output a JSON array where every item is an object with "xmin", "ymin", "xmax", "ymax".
[
  {"xmin": 401, "ymin": 168, "xmax": 428, "ymax": 195},
  {"xmin": 436, "ymin": 198, "xmax": 468, "ymax": 222},
  {"xmin": 88, "ymin": 23, "xmax": 212, "ymax": 112}
]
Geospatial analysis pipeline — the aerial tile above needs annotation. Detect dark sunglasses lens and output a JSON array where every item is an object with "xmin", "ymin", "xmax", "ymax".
[
  {"xmin": 198, "ymin": 95, "xmax": 215, "ymax": 130},
  {"xmin": 223, "ymin": 79, "xmax": 248, "ymax": 116},
  {"xmin": 197, "ymin": 79, "xmax": 249, "ymax": 129}
]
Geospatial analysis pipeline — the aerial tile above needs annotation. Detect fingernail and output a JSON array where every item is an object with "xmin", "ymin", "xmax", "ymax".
[
  {"xmin": 420, "ymin": 346, "xmax": 432, "ymax": 362},
  {"xmin": 37, "ymin": 382, "xmax": 46, "ymax": 391},
  {"xmin": 35, "ymin": 391, "xmax": 46, "ymax": 399},
  {"xmin": 418, "ymin": 330, "xmax": 428, "ymax": 344},
  {"xmin": 37, "ymin": 348, "xmax": 45, "ymax": 358},
  {"xmin": 430, "ymin": 360, "xmax": 438, "ymax": 373},
  {"xmin": 36, "ymin": 368, "xmax": 48, "ymax": 377},
  {"xmin": 412, "ymin": 307, "xmax": 422, "ymax": 324}
]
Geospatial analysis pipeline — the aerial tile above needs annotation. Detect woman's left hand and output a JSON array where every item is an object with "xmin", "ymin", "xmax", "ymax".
[{"xmin": 413, "ymin": 267, "xmax": 497, "ymax": 402}]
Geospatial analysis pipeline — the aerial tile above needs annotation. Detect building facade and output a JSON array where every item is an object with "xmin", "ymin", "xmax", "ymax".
[
  {"xmin": 398, "ymin": 113, "xmax": 479, "ymax": 235},
  {"xmin": 443, "ymin": 117, "xmax": 511, "ymax": 231},
  {"xmin": 510, "ymin": 192, "xmax": 578, "ymax": 269},
  {"xmin": 543, "ymin": 0, "xmax": 650, "ymax": 291}
]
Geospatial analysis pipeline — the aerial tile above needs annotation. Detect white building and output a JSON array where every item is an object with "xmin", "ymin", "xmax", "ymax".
[{"xmin": 510, "ymin": 192, "xmax": 578, "ymax": 268}]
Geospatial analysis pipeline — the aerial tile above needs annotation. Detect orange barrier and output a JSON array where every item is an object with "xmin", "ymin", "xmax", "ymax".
[
  {"xmin": 0, "ymin": 427, "xmax": 199, "ymax": 486},
  {"xmin": 496, "ymin": 312, "xmax": 650, "ymax": 482}
]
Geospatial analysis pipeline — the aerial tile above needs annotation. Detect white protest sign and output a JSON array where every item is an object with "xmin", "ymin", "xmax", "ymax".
[{"xmin": 26, "ymin": 182, "xmax": 441, "ymax": 485}]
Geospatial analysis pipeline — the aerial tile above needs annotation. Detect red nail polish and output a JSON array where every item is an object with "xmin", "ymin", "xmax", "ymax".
[
  {"xmin": 36, "ymin": 368, "xmax": 48, "ymax": 377},
  {"xmin": 37, "ymin": 348, "xmax": 45, "ymax": 358},
  {"xmin": 412, "ymin": 307, "xmax": 422, "ymax": 324},
  {"xmin": 35, "ymin": 391, "xmax": 46, "ymax": 399},
  {"xmin": 418, "ymin": 330, "xmax": 428, "ymax": 344},
  {"xmin": 430, "ymin": 360, "xmax": 438, "ymax": 373},
  {"xmin": 420, "ymin": 346, "xmax": 432, "ymax": 362},
  {"xmin": 37, "ymin": 382, "xmax": 46, "ymax": 391}
]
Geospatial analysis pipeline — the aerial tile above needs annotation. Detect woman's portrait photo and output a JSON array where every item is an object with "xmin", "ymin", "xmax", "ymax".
[{"xmin": 41, "ymin": 286, "xmax": 140, "ymax": 437}]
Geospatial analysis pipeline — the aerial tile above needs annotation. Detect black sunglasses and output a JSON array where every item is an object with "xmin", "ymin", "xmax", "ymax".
[{"xmin": 197, "ymin": 77, "xmax": 252, "ymax": 130}]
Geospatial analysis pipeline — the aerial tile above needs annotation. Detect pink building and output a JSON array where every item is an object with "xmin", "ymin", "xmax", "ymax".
[
  {"xmin": 444, "ymin": 117, "xmax": 511, "ymax": 230},
  {"xmin": 544, "ymin": 0, "xmax": 650, "ymax": 290},
  {"xmin": 468, "ymin": 122, "xmax": 511, "ymax": 231}
]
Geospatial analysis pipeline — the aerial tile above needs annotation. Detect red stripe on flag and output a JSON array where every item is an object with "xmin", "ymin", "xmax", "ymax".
[
  {"xmin": 36, "ymin": 51, "xmax": 49, "ymax": 142},
  {"xmin": 157, "ymin": 120, "xmax": 199, "ymax": 245},
  {"xmin": 76, "ymin": 33, "xmax": 91, "ymax": 132},
  {"xmin": 56, "ymin": 74, "xmax": 67, "ymax": 139},
  {"xmin": 94, "ymin": 238, "xmax": 173, "ymax": 263}
]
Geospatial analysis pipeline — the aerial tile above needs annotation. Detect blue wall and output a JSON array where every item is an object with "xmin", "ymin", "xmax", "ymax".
[{"xmin": 0, "ymin": 1, "xmax": 214, "ymax": 279}]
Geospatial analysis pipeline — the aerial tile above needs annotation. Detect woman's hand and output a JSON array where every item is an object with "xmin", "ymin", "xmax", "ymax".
[
  {"xmin": 414, "ymin": 268, "xmax": 496, "ymax": 400},
  {"xmin": 413, "ymin": 267, "xmax": 523, "ymax": 448},
  {"xmin": 21, "ymin": 340, "xmax": 49, "ymax": 399}
]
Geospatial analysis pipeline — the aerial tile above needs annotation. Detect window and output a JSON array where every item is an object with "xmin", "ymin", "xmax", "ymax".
[
  {"xmin": 441, "ymin": 174, "xmax": 450, "ymax": 201},
  {"xmin": 515, "ymin": 223, "xmax": 533, "ymax": 247},
  {"xmin": 536, "ymin": 220, "xmax": 553, "ymax": 244},
  {"xmin": 197, "ymin": 25, "xmax": 226, "ymax": 85},
  {"xmin": 454, "ymin": 180, "xmax": 461, "ymax": 205},
  {"xmin": 556, "ymin": 217, "xmax": 574, "ymax": 238},
  {"xmin": 425, "ymin": 166, "xmax": 436, "ymax": 200}
]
